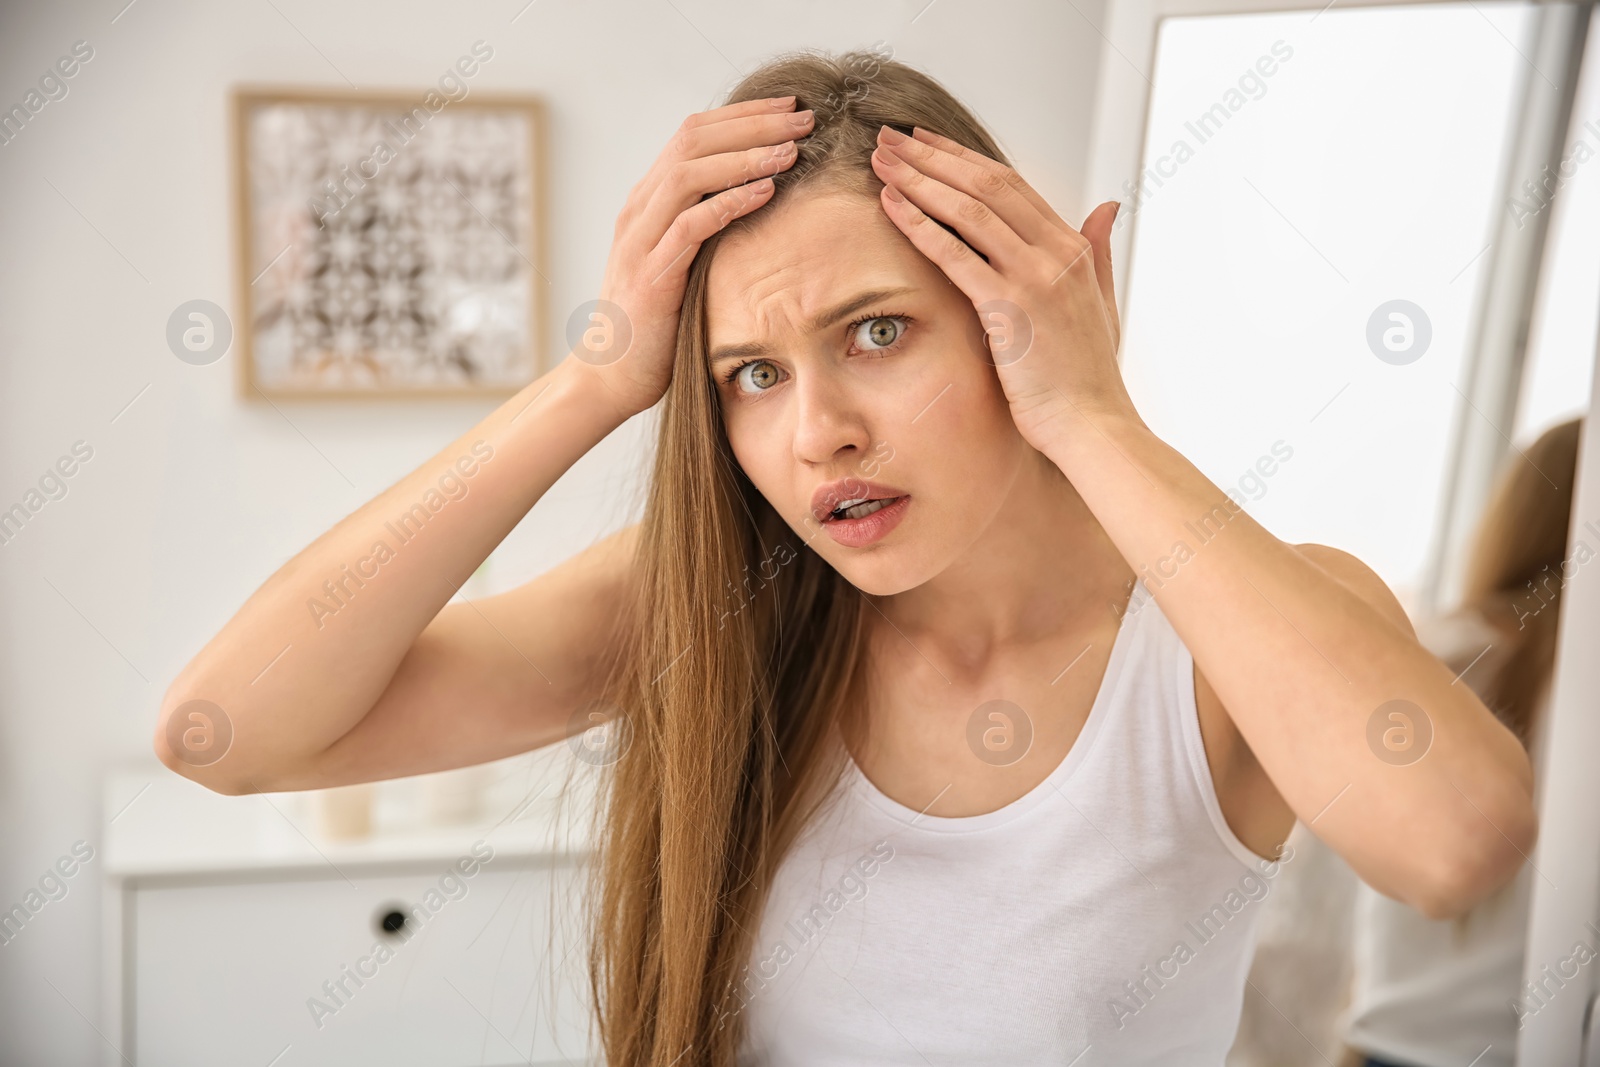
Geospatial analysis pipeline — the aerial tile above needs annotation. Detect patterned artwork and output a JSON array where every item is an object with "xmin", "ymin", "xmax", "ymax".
[{"xmin": 236, "ymin": 92, "xmax": 542, "ymax": 396}]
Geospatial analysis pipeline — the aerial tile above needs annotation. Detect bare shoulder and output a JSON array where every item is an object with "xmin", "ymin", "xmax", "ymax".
[{"xmin": 1290, "ymin": 542, "xmax": 1415, "ymax": 638}]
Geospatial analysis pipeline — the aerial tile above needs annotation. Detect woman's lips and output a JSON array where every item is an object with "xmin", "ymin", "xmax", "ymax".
[
  {"xmin": 809, "ymin": 479, "xmax": 909, "ymax": 525},
  {"xmin": 821, "ymin": 494, "xmax": 910, "ymax": 548}
]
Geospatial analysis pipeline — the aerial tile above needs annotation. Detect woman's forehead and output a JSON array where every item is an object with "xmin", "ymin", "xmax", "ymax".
[{"xmin": 705, "ymin": 191, "xmax": 934, "ymax": 339}]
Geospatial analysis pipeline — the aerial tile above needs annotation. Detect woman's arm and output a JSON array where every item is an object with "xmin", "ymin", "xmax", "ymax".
[
  {"xmin": 868, "ymin": 123, "xmax": 1536, "ymax": 920},
  {"xmin": 288, "ymin": 518, "xmax": 643, "ymax": 792},
  {"xmin": 1038, "ymin": 417, "xmax": 1535, "ymax": 920},
  {"xmin": 155, "ymin": 94, "xmax": 809, "ymax": 795},
  {"xmin": 153, "ymin": 363, "xmax": 632, "ymax": 795}
]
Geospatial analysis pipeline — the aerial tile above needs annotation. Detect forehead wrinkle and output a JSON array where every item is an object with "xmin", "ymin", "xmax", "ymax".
[
  {"xmin": 710, "ymin": 260, "xmax": 920, "ymax": 362},
  {"xmin": 747, "ymin": 260, "xmax": 816, "ymax": 339}
]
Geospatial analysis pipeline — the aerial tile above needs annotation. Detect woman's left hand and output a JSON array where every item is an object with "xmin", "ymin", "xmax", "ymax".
[{"xmin": 870, "ymin": 124, "xmax": 1141, "ymax": 451}]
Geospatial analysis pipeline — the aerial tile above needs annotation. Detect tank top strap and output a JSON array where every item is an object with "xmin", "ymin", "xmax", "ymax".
[{"xmin": 1108, "ymin": 581, "xmax": 1271, "ymax": 872}]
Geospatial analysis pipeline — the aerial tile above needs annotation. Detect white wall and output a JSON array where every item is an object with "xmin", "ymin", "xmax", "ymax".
[{"xmin": 0, "ymin": 1, "xmax": 1107, "ymax": 1061}]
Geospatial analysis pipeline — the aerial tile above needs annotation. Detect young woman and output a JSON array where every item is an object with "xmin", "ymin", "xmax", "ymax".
[{"xmin": 156, "ymin": 50, "xmax": 1538, "ymax": 1067}]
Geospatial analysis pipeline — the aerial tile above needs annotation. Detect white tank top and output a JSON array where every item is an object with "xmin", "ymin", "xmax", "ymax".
[{"xmin": 734, "ymin": 579, "xmax": 1283, "ymax": 1065}]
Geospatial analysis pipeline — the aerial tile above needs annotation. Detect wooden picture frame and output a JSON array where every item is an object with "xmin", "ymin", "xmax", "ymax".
[{"xmin": 230, "ymin": 87, "xmax": 546, "ymax": 399}]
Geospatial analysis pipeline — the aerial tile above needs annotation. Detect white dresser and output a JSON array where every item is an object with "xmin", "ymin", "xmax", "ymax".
[{"xmin": 100, "ymin": 750, "xmax": 602, "ymax": 1067}]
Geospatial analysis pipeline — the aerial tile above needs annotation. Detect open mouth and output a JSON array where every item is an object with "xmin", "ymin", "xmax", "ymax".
[{"xmin": 826, "ymin": 495, "xmax": 907, "ymax": 523}]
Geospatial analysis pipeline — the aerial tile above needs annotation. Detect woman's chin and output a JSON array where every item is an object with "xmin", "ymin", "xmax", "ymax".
[{"xmin": 832, "ymin": 554, "xmax": 930, "ymax": 598}]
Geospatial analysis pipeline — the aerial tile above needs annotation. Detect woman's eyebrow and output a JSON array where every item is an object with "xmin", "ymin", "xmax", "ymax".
[{"xmin": 708, "ymin": 286, "xmax": 918, "ymax": 366}]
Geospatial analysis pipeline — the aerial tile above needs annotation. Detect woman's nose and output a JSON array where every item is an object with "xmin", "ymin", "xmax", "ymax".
[{"xmin": 791, "ymin": 370, "xmax": 872, "ymax": 467}]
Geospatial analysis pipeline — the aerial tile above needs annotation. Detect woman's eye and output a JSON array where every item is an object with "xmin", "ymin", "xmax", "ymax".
[
  {"xmin": 852, "ymin": 316, "xmax": 907, "ymax": 351},
  {"xmin": 733, "ymin": 360, "xmax": 782, "ymax": 394}
]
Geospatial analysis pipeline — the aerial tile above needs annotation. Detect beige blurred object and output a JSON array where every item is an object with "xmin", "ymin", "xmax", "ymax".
[
  {"xmin": 1227, "ymin": 823, "xmax": 1361, "ymax": 1066},
  {"xmin": 420, "ymin": 765, "xmax": 494, "ymax": 826},
  {"xmin": 313, "ymin": 782, "xmax": 374, "ymax": 840}
]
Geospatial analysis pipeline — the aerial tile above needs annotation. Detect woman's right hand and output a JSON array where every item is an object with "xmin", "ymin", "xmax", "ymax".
[{"xmin": 574, "ymin": 95, "xmax": 814, "ymax": 418}]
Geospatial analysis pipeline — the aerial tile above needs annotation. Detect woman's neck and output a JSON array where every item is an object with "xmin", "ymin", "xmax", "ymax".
[{"xmin": 868, "ymin": 449, "xmax": 1135, "ymax": 670}]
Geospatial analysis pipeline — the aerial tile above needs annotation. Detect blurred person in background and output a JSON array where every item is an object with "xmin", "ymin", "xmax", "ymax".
[{"xmin": 1340, "ymin": 415, "xmax": 1585, "ymax": 1067}]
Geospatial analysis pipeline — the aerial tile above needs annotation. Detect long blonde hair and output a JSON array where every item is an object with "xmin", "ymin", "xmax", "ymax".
[{"xmin": 584, "ymin": 48, "xmax": 1011, "ymax": 1067}]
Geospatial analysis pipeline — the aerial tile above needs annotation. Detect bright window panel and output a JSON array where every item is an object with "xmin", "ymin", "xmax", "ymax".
[{"xmin": 1120, "ymin": 2, "xmax": 1536, "ymax": 613}]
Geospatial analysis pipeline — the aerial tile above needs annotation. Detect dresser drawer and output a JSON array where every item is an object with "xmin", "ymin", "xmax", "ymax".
[{"xmin": 130, "ymin": 859, "xmax": 596, "ymax": 1066}]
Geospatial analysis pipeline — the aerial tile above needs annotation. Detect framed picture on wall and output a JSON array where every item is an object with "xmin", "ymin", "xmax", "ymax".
[{"xmin": 231, "ymin": 87, "xmax": 546, "ymax": 398}]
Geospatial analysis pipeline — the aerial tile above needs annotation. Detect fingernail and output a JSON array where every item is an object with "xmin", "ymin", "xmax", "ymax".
[
  {"xmin": 878, "ymin": 125, "xmax": 907, "ymax": 145},
  {"xmin": 771, "ymin": 95, "xmax": 796, "ymax": 109},
  {"xmin": 789, "ymin": 110, "xmax": 814, "ymax": 128},
  {"xmin": 873, "ymin": 145, "xmax": 901, "ymax": 167},
  {"xmin": 912, "ymin": 126, "xmax": 937, "ymax": 143},
  {"xmin": 883, "ymin": 184, "xmax": 905, "ymax": 203}
]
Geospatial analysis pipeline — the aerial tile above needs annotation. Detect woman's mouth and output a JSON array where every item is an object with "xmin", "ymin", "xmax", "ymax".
[{"xmin": 822, "ymin": 494, "xmax": 911, "ymax": 547}]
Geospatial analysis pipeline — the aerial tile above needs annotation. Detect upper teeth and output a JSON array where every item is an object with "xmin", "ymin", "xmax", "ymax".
[{"xmin": 833, "ymin": 496, "xmax": 899, "ymax": 521}]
